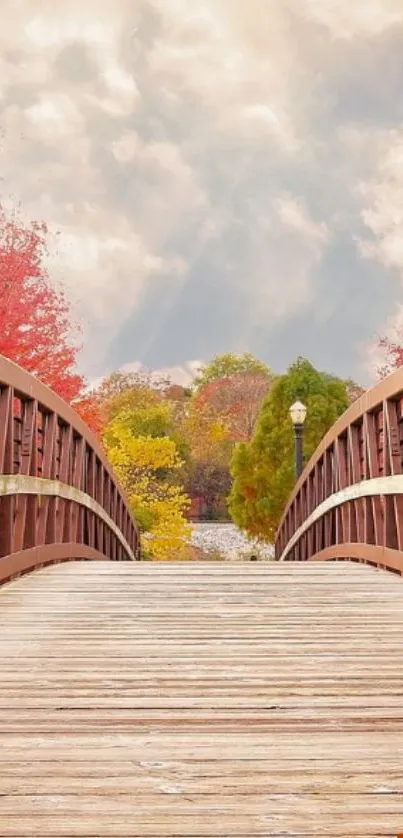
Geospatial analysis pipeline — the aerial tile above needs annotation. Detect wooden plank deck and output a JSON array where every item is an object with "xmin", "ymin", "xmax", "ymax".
[{"xmin": 0, "ymin": 560, "xmax": 402, "ymax": 836}]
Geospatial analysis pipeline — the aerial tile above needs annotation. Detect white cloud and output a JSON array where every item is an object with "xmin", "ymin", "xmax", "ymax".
[
  {"xmin": 1, "ymin": 0, "xmax": 403, "ymax": 382},
  {"xmin": 356, "ymin": 131, "xmax": 403, "ymax": 378},
  {"xmin": 276, "ymin": 196, "xmax": 329, "ymax": 251},
  {"xmin": 98, "ymin": 67, "xmax": 140, "ymax": 117},
  {"xmin": 360, "ymin": 132, "xmax": 403, "ymax": 274},
  {"xmin": 302, "ymin": 0, "xmax": 402, "ymax": 39},
  {"xmin": 121, "ymin": 359, "xmax": 202, "ymax": 386},
  {"xmin": 26, "ymin": 94, "xmax": 83, "ymax": 138},
  {"xmin": 111, "ymin": 132, "xmax": 140, "ymax": 164}
]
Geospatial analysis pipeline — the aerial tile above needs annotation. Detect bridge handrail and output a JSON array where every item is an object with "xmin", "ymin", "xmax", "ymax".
[
  {"xmin": 277, "ymin": 368, "xmax": 403, "ymax": 533},
  {"xmin": 0, "ymin": 354, "xmax": 140, "ymax": 579},
  {"xmin": 275, "ymin": 366, "xmax": 403, "ymax": 571},
  {"xmin": 0, "ymin": 355, "xmax": 128, "ymax": 507}
]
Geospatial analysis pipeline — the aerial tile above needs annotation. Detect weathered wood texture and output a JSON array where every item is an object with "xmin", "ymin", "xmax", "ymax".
[{"xmin": 0, "ymin": 561, "xmax": 402, "ymax": 836}]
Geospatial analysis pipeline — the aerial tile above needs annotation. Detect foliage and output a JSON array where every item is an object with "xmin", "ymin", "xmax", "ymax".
[
  {"xmin": 103, "ymin": 383, "xmax": 190, "ymax": 462},
  {"xmin": 195, "ymin": 370, "xmax": 273, "ymax": 442},
  {"xmin": 98, "ymin": 370, "xmax": 170, "ymax": 401},
  {"xmin": 377, "ymin": 332, "xmax": 403, "ymax": 379},
  {"xmin": 73, "ymin": 393, "xmax": 107, "ymax": 438},
  {"xmin": 181, "ymin": 400, "xmax": 231, "ymax": 466},
  {"xmin": 185, "ymin": 461, "xmax": 232, "ymax": 518},
  {"xmin": 182, "ymin": 360, "xmax": 273, "ymax": 517},
  {"xmin": 344, "ymin": 379, "xmax": 366, "ymax": 403},
  {"xmin": 194, "ymin": 352, "xmax": 271, "ymax": 390},
  {"xmin": 229, "ymin": 357, "xmax": 350, "ymax": 542},
  {"xmin": 103, "ymin": 413, "xmax": 190, "ymax": 561},
  {"xmin": 0, "ymin": 205, "xmax": 84, "ymax": 402}
]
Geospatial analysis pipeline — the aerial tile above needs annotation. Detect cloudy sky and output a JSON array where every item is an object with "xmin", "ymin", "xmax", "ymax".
[{"xmin": 1, "ymin": 0, "xmax": 403, "ymax": 385}]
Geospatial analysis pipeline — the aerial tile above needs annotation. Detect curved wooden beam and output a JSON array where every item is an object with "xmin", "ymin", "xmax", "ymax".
[
  {"xmin": 0, "ymin": 474, "xmax": 136, "ymax": 560},
  {"xmin": 279, "ymin": 475, "xmax": 403, "ymax": 562},
  {"xmin": 0, "ymin": 543, "xmax": 110, "ymax": 586},
  {"xmin": 310, "ymin": 543, "xmax": 403, "ymax": 574}
]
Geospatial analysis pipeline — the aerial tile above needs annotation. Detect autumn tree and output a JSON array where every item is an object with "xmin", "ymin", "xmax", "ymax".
[
  {"xmin": 100, "ymin": 379, "xmax": 190, "ymax": 463},
  {"xmin": 179, "ymin": 396, "xmax": 234, "ymax": 520},
  {"xmin": 100, "ymin": 373, "xmax": 192, "ymax": 559},
  {"xmin": 377, "ymin": 332, "xmax": 403, "ymax": 379},
  {"xmin": 229, "ymin": 358, "xmax": 349, "ymax": 542},
  {"xmin": 344, "ymin": 379, "xmax": 366, "ymax": 403},
  {"xmin": 183, "ymin": 356, "xmax": 272, "ymax": 518},
  {"xmin": 73, "ymin": 393, "xmax": 107, "ymax": 438},
  {"xmin": 104, "ymin": 412, "xmax": 190, "ymax": 560},
  {"xmin": 185, "ymin": 461, "xmax": 232, "ymax": 520},
  {"xmin": 98, "ymin": 370, "xmax": 170, "ymax": 401},
  {"xmin": 194, "ymin": 352, "xmax": 271, "ymax": 390},
  {"xmin": 182, "ymin": 400, "xmax": 231, "ymax": 464},
  {"xmin": 0, "ymin": 205, "xmax": 84, "ymax": 402},
  {"xmin": 195, "ymin": 371, "xmax": 273, "ymax": 442}
]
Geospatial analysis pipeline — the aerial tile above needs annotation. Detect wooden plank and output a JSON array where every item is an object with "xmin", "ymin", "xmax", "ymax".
[{"xmin": 0, "ymin": 562, "xmax": 402, "ymax": 836}]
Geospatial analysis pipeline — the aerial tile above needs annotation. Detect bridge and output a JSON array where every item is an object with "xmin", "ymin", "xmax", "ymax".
[{"xmin": 0, "ymin": 357, "xmax": 403, "ymax": 836}]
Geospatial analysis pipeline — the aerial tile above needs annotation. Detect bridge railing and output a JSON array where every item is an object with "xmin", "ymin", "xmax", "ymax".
[
  {"xmin": 0, "ymin": 355, "xmax": 140, "ymax": 584},
  {"xmin": 275, "ymin": 369, "xmax": 403, "ymax": 574}
]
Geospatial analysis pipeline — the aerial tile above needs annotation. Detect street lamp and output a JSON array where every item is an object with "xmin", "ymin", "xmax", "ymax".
[{"xmin": 290, "ymin": 400, "xmax": 307, "ymax": 479}]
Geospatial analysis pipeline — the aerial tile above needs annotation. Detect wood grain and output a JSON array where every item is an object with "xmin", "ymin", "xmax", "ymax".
[{"xmin": 0, "ymin": 560, "xmax": 402, "ymax": 836}]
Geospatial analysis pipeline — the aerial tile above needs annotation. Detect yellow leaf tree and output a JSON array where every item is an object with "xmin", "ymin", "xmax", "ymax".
[{"xmin": 104, "ymin": 413, "xmax": 190, "ymax": 561}]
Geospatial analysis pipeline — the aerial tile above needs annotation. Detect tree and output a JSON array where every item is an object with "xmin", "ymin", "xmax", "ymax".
[
  {"xmin": 184, "ymin": 360, "xmax": 272, "ymax": 517},
  {"xmin": 97, "ymin": 370, "xmax": 171, "ymax": 401},
  {"xmin": 344, "ymin": 379, "xmax": 366, "ymax": 403},
  {"xmin": 0, "ymin": 205, "xmax": 84, "ymax": 402},
  {"xmin": 377, "ymin": 332, "xmax": 403, "ymax": 379},
  {"xmin": 102, "ymin": 381, "xmax": 190, "ymax": 463},
  {"xmin": 195, "ymin": 371, "xmax": 273, "ymax": 442},
  {"xmin": 185, "ymin": 461, "xmax": 232, "ymax": 520},
  {"xmin": 229, "ymin": 358, "xmax": 349, "ymax": 543},
  {"xmin": 73, "ymin": 393, "xmax": 107, "ymax": 438},
  {"xmin": 182, "ymin": 398, "xmax": 232, "ymax": 463},
  {"xmin": 194, "ymin": 352, "xmax": 271, "ymax": 390},
  {"xmin": 104, "ymin": 413, "xmax": 190, "ymax": 561}
]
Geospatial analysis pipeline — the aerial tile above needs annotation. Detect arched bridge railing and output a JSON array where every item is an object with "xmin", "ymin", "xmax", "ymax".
[
  {"xmin": 0, "ymin": 355, "xmax": 140, "ymax": 584},
  {"xmin": 275, "ymin": 368, "xmax": 403, "ymax": 574}
]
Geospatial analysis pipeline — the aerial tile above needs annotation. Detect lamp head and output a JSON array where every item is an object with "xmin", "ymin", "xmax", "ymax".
[{"xmin": 290, "ymin": 400, "xmax": 307, "ymax": 427}]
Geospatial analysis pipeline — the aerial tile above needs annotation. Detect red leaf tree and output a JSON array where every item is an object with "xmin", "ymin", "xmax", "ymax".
[
  {"xmin": 73, "ymin": 393, "xmax": 107, "ymax": 439},
  {"xmin": 377, "ymin": 334, "xmax": 403, "ymax": 380},
  {"xmin": 196, "ymin": 371, "xmax": 273, "ymax": 442},
  {"xmin": 0, "ymin": 205, "xmax": 84, "ymax": 403}
]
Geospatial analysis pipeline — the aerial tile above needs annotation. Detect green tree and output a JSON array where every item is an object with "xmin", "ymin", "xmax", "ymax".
[
  {"xmin": 229, "ymin": 358, "xmax": 349, "ymax": 543},
  {"xmin": 194, "ymin": 352, "xmax": 271, "ymax": 390}
]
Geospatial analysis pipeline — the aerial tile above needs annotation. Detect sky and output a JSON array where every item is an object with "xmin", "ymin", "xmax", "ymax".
[{"xmin": 1, "ymin": 0, "xmax": 403, "ymax": 386}]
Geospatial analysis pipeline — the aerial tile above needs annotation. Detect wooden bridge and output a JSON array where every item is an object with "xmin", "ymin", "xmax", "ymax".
[{"xmin": 0, "ymin": 357, "xmax": 403, "ymax": 836}]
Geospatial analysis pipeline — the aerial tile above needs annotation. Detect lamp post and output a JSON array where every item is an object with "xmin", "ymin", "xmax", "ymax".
[{"xmin": 290, "ymin": 400, "xmax": 307, "ymax": 480}]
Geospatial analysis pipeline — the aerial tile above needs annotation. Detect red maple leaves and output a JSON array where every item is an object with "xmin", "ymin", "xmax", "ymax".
[
  {"xmin": 0, "ymin": 205, "xmax": 84, "ymax": 404},
  {"xmin": 378, "ymin": 334, "xmax": 403, "ymax": 379}
]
